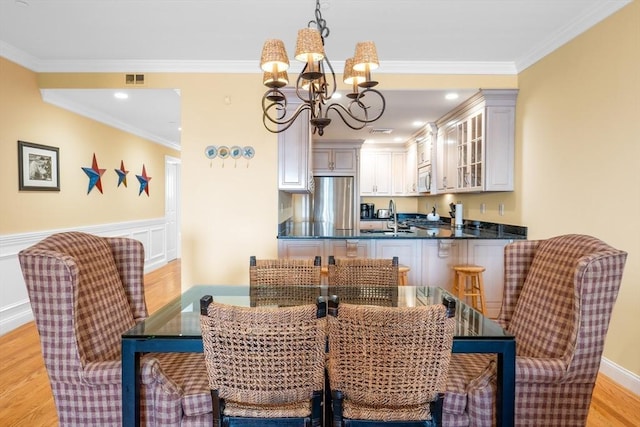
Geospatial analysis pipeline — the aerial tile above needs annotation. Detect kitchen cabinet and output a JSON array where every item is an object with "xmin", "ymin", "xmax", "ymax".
[
  {"xmin": 416, "ymin": 123, "xmax": 436, "ymax": 168},
  {"xmin": 463, "ymin": 239, "xmax": 512, "ymax": 318},
  {"xmin": 372, "ymin": 239, "xmax": 420, "ymax": 285},
  {"xmin": 405, "ymin": 142, "xmax": 418, "ymax": 195},
  {"xmin": 434, "ymin": 123, "xmax": 457, "ymax": 193},
  {"xmin": 421, "ymin": 239, "xmax": 463, "ymax": 291},
  {"xmin": 278, "ymin": 239, "xmax": 324, "ymax": 260},
  {"xmin": 326, "ymin": 239, "xmax": 372, "ymax": 259},
  {"xmin": 312, "ymin": 145, "xmax": 358, "ymax": 175},
  {"xmin": 278, "ymin": 239, "xmax": 371, "ymax": 264},
  {"xmin": 455, "ymin": 108, "xmax": 484, "ymax": 192},
  {"xmin": 433, "ymin": 89, "xmax": 517, "ymax": 193},
  {"xmin": 278, "ymin": 105, "xmax": 313, "ymax": 193},
  {"xmin": 360, "ymin": 150, "xmax": 392, "ymax": 196},
  {"xmin": 279, "ymin": 237, "xmax": 511, "ymax": 315},
  {"xmin": 359, "ymin": 220, "xmax": 388, "ymax": 230},
  {"xmin": 391, "ymin": 151, "xmax": 406, "ymax": 195}
]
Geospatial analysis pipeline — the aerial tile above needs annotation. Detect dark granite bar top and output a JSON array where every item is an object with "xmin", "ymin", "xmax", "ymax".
[{"xmin": 278, "ymin": 214, "xmax": 527, "ymax": 240}]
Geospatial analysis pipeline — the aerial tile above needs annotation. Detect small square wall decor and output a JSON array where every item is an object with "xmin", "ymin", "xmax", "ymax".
[{"xmin": 18, "ymin": 140, "xmax": 60, "ymax": 191}]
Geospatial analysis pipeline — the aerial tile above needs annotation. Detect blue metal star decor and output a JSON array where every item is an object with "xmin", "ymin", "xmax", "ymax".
[
  {"xmin": 81, "ymin": 153, "xmax": 106, "ymax": 194},
  {"xmin": 136, "ymin": 165, "xmax": 152, "ymax": 196},
  {"xmin": 115, "ymin": 160, "xmax": 129, "ymax": 187}
]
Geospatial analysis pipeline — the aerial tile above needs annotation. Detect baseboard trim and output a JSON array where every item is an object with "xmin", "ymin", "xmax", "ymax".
[
  {"xmin": 0, "ymin": 219, "xmax": 170, "ymax": 336},
  {"xmin": 600, "ymin": 357, "xmax": 640, "ymax": 396}
]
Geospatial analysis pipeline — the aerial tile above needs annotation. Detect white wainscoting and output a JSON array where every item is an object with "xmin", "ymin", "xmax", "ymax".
[{"xmin": 0, "ymin": 218, "xmax": 168, "ymax": 336}]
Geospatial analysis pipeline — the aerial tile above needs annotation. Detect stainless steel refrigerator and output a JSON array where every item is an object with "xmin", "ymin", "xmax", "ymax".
[{"xmin": 312, "ymin": 176, "xmax": 355, "ymax": 230}]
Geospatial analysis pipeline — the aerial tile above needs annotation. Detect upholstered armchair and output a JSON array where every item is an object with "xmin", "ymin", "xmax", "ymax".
[
  {"xmin": 18, "ymin": 232, "xmax": 211, "ymax": 426},
  {"xmin": 443, "ymin": 234, "xmax": 627, "ymax": 426}
]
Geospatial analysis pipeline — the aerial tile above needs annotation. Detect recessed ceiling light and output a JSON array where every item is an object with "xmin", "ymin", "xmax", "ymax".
[
  {"xmin": 393, "ymin": 137, "xmax": 403, "ymax": 142},
  {"xmin": 331, "ymin": 92, "xmax": 342, "ymax": 100},
  {"xmin": 445, "ymin": 92, "xmax": 459, "ymax": 100},
  {"xmin": 114, "ymin": 92, "xmax": 129, "ymax": 100},
  {"xmin": 412, "ymin": 121, "xmax": 425, "ymax": 127}
]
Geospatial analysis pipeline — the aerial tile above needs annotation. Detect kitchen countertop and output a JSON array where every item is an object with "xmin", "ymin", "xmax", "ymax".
[{"xmin": 278, "ymin": 216, "xmax": 527, "ymax": 240}]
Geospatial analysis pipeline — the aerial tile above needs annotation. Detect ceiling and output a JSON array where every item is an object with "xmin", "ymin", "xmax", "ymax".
[{"xmin": 0, "ymin": 0, "xmax": 631, "ymax": 149}]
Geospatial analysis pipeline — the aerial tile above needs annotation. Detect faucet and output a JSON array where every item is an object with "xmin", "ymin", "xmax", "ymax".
[{"xmin": 388, "ymin": 199, "xmax": 398, "ymax": 234}]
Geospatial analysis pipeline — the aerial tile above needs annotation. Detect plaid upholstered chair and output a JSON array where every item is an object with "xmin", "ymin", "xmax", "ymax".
[
  {"xmin": 327, "ymin": 301, "xmax": 455, "ymax": 426},
  {"xmin": 443, "ymin": 234, "xmax": 627, "ymax": 426},
  {"xmin": 199, "ymin": 295, "xmax": 326, "ymax": 426},
  {"xmin": 18, "ymin": 232, "xmax": 212, "ymax": 426}
]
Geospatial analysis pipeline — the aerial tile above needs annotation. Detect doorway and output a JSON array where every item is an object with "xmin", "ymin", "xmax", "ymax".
[{"xmin": 165, "ymin": 156, "xmax": 181, "ymax": 261}]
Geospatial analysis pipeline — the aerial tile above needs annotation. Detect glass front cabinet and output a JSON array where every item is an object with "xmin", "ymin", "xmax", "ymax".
[{"xmin": 433, "ymin": 89, "xmax": 517, "ymax": 194}]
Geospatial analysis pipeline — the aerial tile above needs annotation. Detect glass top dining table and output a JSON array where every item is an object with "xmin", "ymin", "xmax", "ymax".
[{"xmin": 121, "ymin": 285, "xmax": 515, "ymax": 427}]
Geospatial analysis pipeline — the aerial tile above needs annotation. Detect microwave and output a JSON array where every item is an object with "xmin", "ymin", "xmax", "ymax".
[{"xmin": 418, "ymin": 166, "xmax": 432, "ymax": 193}]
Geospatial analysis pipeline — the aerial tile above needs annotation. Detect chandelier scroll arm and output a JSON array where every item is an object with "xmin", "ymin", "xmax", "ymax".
[{"xmin": 262, "ymin": 93, "xmax": 312, "ymax": 134}]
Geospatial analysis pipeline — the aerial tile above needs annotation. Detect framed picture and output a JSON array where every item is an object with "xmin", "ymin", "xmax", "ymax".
[{"xmin": 18, "ymin": 140, "xmax": 60, "ymax": 191}]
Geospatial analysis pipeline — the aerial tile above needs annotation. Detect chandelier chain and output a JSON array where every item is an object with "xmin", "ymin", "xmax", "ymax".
[{"xmin": 309, "ymin": 0, "xmax": 330, "ymax": 40}]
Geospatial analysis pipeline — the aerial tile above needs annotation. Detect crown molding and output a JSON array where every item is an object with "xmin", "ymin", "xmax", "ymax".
[
  {"xmin": 515, "ymin": 0, "xmax": 631, "ymax": 71},
  {"xmin": 40, "ymin": 89, "xmax": 181, "ymax": 151},
  {"xmin": 1, "ymin": 0, "xmax": 630, "ymax": 76}
]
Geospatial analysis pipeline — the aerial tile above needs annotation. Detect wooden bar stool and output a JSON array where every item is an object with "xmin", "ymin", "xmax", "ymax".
[
  {"xmin": 398, "ymin": 265, "xmax": 410, "ymax": 286},
  {"xmin": 452, "ymin": 264, "xmax": 487, "ymax": 314}
]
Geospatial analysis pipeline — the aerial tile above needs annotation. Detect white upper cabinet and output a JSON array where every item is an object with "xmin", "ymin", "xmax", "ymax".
[
  {"xmin": 360, "ymin": 150, "xmax": 392, "ymax": 196},
  {"xmin": 313, "ymin": 143, "xmax": 358, "ymax": 175},
  {"xmin": 433, "ymin": 89, "xmax": 517, "ymax": 194},
  {"xmin": 391, "ymin": 151, "xmax": 406, "ymax": 196},
  {"xmin": 405, "ymin": 141, "xmax": 418, "ymax": 195},
  {"xmin": 434, "ymin": 123, "xmax": 458, "ymax": 193},
  {"xmin": 277, "ymin": 100, "xmax": 314, "ymax": 193}
]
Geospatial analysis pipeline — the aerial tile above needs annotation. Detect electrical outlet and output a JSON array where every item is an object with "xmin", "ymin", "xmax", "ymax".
[
  {"xmin": 499, "ymin": 203, "xmax": 504, "ymax": 216},
  {"xmin": 480, "ymin": 203, "xmax": 486, "ymax": 214}
]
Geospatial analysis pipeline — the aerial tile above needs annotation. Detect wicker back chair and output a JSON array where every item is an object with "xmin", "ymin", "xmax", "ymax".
[
  {"xmin": 249, "ymin": 256, "xmax": 322, "ymax": 285},
  {"xmin": 200, "ymin": 295, "xmax": 327, "ymax": 426},
  {"xmin": 327, "ymin": 256, "xmax": 399, "ymax": 306},
  {"xmin": 249, "ymin": 256, "xmax": 322, "ymax": 307},
  {"xmin": 18, "ymin": 232, "xmax": 212, "ymax": 426},
  {"xmin": 327, "ymin": 300, "xmax": 455, "ymax": 426},
  {"xmin": 443, "ymin": 234, "xmax": 628, "ymax": 426}
]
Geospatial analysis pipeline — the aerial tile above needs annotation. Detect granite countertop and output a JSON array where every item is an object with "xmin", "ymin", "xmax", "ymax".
[{"xmin": 278, "ymin": 215, "xmax": 527, "ymax": 240}]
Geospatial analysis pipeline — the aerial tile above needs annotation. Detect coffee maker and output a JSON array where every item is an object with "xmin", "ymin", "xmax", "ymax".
[{"xmin": 360, "ymin": 203, "xmax": 375, "ymax": 219}]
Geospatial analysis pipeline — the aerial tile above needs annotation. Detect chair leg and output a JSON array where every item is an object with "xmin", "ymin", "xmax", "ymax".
[
  {"xmin": 311, "ymin": 390, "xmax": 323, "ymax": 427},
  {"xmin": 476, "ymin": 273, "xmax": 487, "ymax": 315},
  {"xmin": 331, "ymin": 390, "xmax": 345, "ymax": 427},
  {"xmin": 212, "ymin": 389, "xmax": 223, "ymax": 427}
]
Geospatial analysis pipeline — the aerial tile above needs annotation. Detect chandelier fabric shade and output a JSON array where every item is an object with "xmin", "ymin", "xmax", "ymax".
[
  {"xmin": 353, "ymin": 41, "xmax": 380, "ymax": 71},
  {"xmin": 263, "ymin": 70, "xmax": 289, "ymax": 88},
  {"xmin": 343, "ymin": 57, "xmax": 365, "ymax": 86},
  {"xmin": 260, "ymin": 39, "xmax": 290, "ymax": 73},
  {"xmin": 260, "ymin": 0, "xmax": 385, "ymax": 136},
  {"xmin": 294, "ymin": 28, "xmax": 325, "ymax": 62}
]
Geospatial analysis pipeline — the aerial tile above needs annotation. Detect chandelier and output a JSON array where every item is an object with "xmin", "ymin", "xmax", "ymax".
[{"xmin": 260, "ymin": 0, "xmax": 385, "ymax": 136}]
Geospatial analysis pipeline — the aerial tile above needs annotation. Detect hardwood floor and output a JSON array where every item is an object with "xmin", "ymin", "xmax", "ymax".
[{"xmin": 1, "ymin": 259, "xmax": 638, "ymax": 426}]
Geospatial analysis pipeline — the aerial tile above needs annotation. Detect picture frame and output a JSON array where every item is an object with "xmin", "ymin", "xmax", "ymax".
[{"xmin": 18, "ymin": 140, "xmax": 60, "ymax": 191}]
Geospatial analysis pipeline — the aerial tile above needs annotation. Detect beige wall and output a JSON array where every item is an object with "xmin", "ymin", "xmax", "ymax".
[
  {"xmin": 1, "ymin": 1, "xmax": 637, "ymax": 379},
  {"xmin": 517, "ymin": 2, "xmax": 640, "ymax": 374},
  {"xmin": 426, "ymin": 2, "xmax": 640, "ymax": 376},
  {"xmin": 0, "ymin": 58, "xmax": 179, "ymax": 234}
]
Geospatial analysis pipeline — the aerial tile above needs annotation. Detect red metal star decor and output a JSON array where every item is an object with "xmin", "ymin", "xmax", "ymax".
[
  {"xmin": 136, "ymin": 164, "xmax": 152, "ymax": 196},
  {"xmin": 81, "ymin": 153, "xmax": 106, "ymax": 194},
  {"xmin": 115, "ymin": 160, "xmax": 129, "ymax": 187}
]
